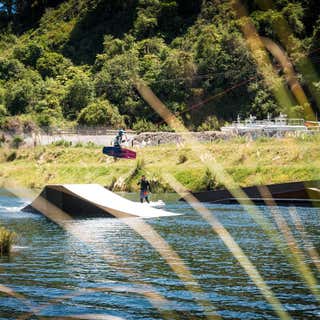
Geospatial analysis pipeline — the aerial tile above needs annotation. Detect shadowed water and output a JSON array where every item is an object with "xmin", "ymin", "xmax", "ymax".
[{"xmin": 0, "ymin": 191, "xmax": 319, "ymax": 319}]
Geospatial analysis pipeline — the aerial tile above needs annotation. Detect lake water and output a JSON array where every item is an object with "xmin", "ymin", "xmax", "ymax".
[{"xmin": 0, "ymin": 191, "xmax": 319, "ymax": 319}]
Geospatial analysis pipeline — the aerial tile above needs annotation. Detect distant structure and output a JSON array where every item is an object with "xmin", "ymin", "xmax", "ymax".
[{"xmin": 220, "ymin": 113, "xmax": 319, "ymax": 136}]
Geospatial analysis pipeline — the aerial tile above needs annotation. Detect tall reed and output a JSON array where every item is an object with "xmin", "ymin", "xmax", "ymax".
[{"xmin": 0, "ymin": 227, "xmax": 16, "ymax": 256}]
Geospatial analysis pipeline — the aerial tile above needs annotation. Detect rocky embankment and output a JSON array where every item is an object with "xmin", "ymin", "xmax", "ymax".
[
  {"xmin": 132, "ymin": 131, "xmax": 230, "ymax": 146},
  {"xmin": 1, "ymin": 130, "xmax": 232, "ymax": 147}
]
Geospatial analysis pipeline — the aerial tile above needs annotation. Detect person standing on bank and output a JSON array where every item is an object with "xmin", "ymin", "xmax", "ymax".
[{"xmin": 137, "ymin": 175, "xmax": 151, "ymax": 203}]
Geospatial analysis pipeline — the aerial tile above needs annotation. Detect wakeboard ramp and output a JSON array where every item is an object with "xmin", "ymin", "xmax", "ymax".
[{"xmin": 22, "ymin": 184, "xmax": 179, "ymax": 219}]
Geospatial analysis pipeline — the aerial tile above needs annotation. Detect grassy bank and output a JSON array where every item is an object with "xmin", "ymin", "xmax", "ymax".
[{"xmin": 1, "ymin": 135, "xmax": 320, "ymax": 192}]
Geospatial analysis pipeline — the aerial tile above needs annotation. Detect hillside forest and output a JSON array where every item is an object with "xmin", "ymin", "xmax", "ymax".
[{"xmin": 0, "ymin": 0, "xmax": 319, "ymax": 132}]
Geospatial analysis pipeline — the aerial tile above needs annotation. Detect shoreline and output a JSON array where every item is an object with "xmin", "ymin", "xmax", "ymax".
[{"xmin": 1, "ymin": 135, "xmax": 320, "ymax": 192}]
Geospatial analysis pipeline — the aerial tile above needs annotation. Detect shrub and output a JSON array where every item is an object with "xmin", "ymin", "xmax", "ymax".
[
  {"xmin": 6, "ymin": 151, "xmax": 17, "ymax": 162},
  {"xmin": 36, "ymin": 112, "xmax": 52, "ymax": 127},
  {"xmin": 22, "ymin": 119, "xmax": 38, "ymax": 133},
  {"xmin": 132, "ymin": 119, "xmax": 172, "ymax": 133},
  {"xmin": 0, "ymin": 105, "xmax": 7, "ymax": 128},
  {"xmin": 108, "ymin": 176, "xmax": 117, "ymax": 190},
  {"xmin": 202, "ymin": 168, "xmax": 223, "ymax": 190},
  {"xmin": 149, "ymin": 176, "xmax": 170, "ymax": 193},
  {"xmin": 11, "ymin": 135, "xmax": 24, "ymax": 149},
  {"xmin": 177, "ymin": 153, "xmax": 188, "ymax": 164},
  {"xmin": 124, "ymin": 158, "xmax": 145, "ymax": 191},
  {"xmin": 62, "ymin": 72, "xmax": 94, "ymax": 120},
  {"xmin": 0, "ymin": 227, "xmax": 16, "ymax": 256},
  {"xmin": 51, "ymin": 140, "xmax": 72, "ymax": 147},
  {"xmin": 133, "ymin": 13, "xmax": 158, "ymax": 39},
  {"xmin": 74, "ymin": 142, "xmax": 84, "ymax": 148},
  {"xmin": 86, "ymin": 141, "xmax": 96, "ymax": 148},
  {"xmin": 13, "ymin": 42, "xmax": 44, "ymax": 68},
  {"xmin": 133, "ymin": 119, "xmax": 157, "ymax": 133},
  {"xmin": 1, "ymin": 117, "xmax": 23, "ymax": 134},
  {"xmin": 0, "ymin": 58, "xmax": 25, "ymax": 81},
  {"xmin": 34, "ymin": 97, "xmax": 64, "ymax": 127},
  {"xmin": 103, "ymin": 35, "xmax": 127, "ymax": 59},
  {"xmin": 77, "ymin": 99, "xmax": 125, "ymax": 127},
  {"xmin": 198, "ymin": 116, "xmax": 221, "ymax": 131},
  {"xmin": 5, "ymin": 80, "xmax": 36, "ymax": 115},
  {"xmin": 129, "ymin": 158, "xmax": 145, "ymax": 179},
  {"xmin": 0, "ymin": 104, "xmax": 7, "ymax": 117},
  {"xmin": 36, "ymin": 52, "xmax": 72, "ymax": 78},
  {"xmin": 0, "ymin": 133, "xmax": 6, "ymax": 143}
]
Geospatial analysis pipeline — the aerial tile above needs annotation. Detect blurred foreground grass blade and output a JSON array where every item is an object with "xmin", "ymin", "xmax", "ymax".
[
  {"xmin": 123, "ymin": 217, "xmax": 221, "ymax": 320},
  {"xmin": 254, "ymin": 0, "xmax": 320, "ymax": 112},
  {"xmin": 5, "ymin": 180, "xmax": 223, "ymax": 320},
  {"xmin": 164, "ymin": 173, "xmax": 292, "ymax": 320},
  {"xmin": 288, "ymin": 207, "xmax": 320, "ymax": 272},
  {"xmin": 232, "ymin": 0, "xmax": 316, "ymax": 119},
  {"xmin": 4, "ymin": 183, "xmax": 180, "ymax": 320},
  {"xmin": 258, "ymin": 186, "xmax": 320, "ymax": 300},
  {"xmin": 135, "ymin": 79, "xmax": 319, "ymax": 300}
]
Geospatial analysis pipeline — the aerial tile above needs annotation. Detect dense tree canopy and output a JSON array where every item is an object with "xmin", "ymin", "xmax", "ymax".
[{"xmin": 0, "ymin": 0, "xmax": 319, "ymax": 130}]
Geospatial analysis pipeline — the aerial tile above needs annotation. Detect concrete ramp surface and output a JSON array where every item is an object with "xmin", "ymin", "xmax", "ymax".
[{"xmin": 23, "ymin": 184, "xmax": 179, "ymax": 219}]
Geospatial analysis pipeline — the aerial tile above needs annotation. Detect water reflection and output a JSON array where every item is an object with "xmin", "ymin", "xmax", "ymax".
[{"xmin": 0, "ymin": 192, "xmax": 319, "ymax": 319}]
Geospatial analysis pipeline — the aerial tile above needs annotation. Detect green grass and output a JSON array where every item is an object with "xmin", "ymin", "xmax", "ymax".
[{"xmin": 1, "ymin": 136, "xmax": 320, "ymax": 192}]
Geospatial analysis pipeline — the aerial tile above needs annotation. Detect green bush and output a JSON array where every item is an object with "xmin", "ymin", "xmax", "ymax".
[
  {"xmin": 132, "ymin": 119, "xmax": 172, "ymax": 133},
  {"xmin": 124, "ymin": 158, "xmax": 146, "ymax": 191},
  {"xmin": 103, "ymin": 35, "xmax": 127, "ymax": 59},
  {"xmin": 0, "ymin": 134, "xmax": 6, "ymax": 144},
  {"xmin": 0, "ymin": 227, "xmax": 16, "ymax": 256},
  {"xmin": 11, "ymin": 135, "xmax": 24, "ymax": 149},
  {"xmin": 51, "ymin": 140, "xmax": 72, "ymax": 147},
  {"xmin": 108, "ymin": 176, "xmax": 117, "ymax": 190},
  {"xmin": 6, "ymin": 151, "xmax": 17, "ymax": 161},
  {"xmin": 0, "ymin": 58, "xmax": 25, "ymax": 81},
  {"xmin": 22, "ymin": 119, "xmax": 38, "ymax": 133},
  {"xmin": 202, "ymin": 168, "xmax": 223, "ymax": 190},
  {"xmin": 0, "ymin": 87, "xmax": 5, "ymax": 105},
  {"xmin": 132, "ymin": 119, "xmax": 159, "ymax": 133},
  {"xmin": 36, "ymin": 111, "xmax": 53, "ymax": 127},
  {"xmin": 1, "ymin": 117, "xmax": 23, "ymax": 134},
  {"xmin": 198, "ymin": 116, "xmax": 221, "ymax": 131},
  {"xmin": 63, "ymin": 72, "xmax": 94, "ymax": 120},
  {"xmin": 0, "ymin": 0, "xmax": 317, "ymax": 131},
  {"xmin": 74, "ymin": 142, "xmax": 84, "ymax": 148},
  {"xmin": 177, "ymin": 153, "xmax": 188, "ymax": 164},
  {"xmin": 133, "ymin": 0, "xmax": 160, "ymax": 39},
  {"xmin": 94, "ymin": 52, "xmax": 139, "ymax": 110},
  {"xmin": 13, "ymin": 42, "xmax": 44, "ymax": 68},
  {"xmin": 149, "ymin": 175, "xmax": 170, "ymax": 193},
  {"xmin": 1, "ymin": 117, "xmax": 37, "ymax": 134},
  {"xmin": 5, "ymin": 73, "xmax": 43, "ymax": 115},
  {"xmin": 77, "ymin": 99, "xmax": 125, "ymax": 127},
  {"xmin": 0, "ymin": 104, "xmax": 7, "ymax": 117},
  {"xmin": 86, "ymin": 141, "xmax": 97, "ymax": 148},
  {"xmin": 0, "ymin": 33, "xmax": 17, "ymax": 52},
  {"xmin": 311, "ymin": 18, "xmax": 320, "ymax": 50},
  {"xmin": 34, "ymin": 96, "xmax": 64, "ymax": 127},
  {"xmin": 36, "ymin": 52, "xmax": 72, "ymax": 78}
]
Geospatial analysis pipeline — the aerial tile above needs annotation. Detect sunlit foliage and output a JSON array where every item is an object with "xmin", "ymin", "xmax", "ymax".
[{"xmin": 0, "ymin": 0, "xmax": 319, "ymax": 130}]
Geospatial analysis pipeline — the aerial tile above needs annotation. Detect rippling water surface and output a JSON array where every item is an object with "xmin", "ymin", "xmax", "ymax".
[{"xmin": 0, "ymin": 191, "xmax": 319, "ymax": 319}]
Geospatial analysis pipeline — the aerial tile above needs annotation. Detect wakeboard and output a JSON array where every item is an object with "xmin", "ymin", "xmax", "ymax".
[{"xmin": 102, "ymin": 146, "xmax": 136, "ymax": 159}]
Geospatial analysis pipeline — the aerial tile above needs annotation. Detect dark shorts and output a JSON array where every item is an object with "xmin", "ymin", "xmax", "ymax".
[{"xmin": 140, "ymin": 190, "xmax": 148, "ymax": 199}]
